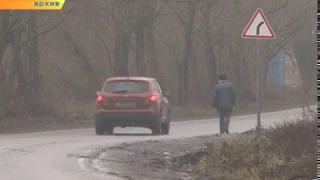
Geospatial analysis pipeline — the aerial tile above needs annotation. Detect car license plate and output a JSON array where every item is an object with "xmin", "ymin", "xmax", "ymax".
[{"xmin": 115, "ymin": 102, "xmax": 136, "ymax": 107}]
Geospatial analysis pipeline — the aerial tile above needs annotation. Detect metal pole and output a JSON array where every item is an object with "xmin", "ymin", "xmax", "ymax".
[{"xmin": 256, "ymin": 39, "xmax": 261, "ymax": 135}]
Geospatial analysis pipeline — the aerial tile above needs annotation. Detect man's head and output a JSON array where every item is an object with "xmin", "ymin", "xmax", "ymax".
[{"xmin": 218, "ymin": 74, "xmax": 227, "ymax": 83}]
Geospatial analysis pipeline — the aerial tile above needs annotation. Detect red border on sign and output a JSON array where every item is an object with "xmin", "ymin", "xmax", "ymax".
[{"xmin": 241, "ymin": 8, "xmax": 276, "ymax": 39}]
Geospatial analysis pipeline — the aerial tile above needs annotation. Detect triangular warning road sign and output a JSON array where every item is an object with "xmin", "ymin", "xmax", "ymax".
[{"xmin": 241, "ymin": 8, "xmax": 276, "ymax": 39}]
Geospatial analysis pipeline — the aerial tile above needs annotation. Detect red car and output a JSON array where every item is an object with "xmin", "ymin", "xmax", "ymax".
[{"xmin": 95, "ymin": 76, "xmax": 171, "ymax": 135}]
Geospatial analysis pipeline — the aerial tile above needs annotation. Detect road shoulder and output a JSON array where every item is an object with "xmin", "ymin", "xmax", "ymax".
[{"xmin": 86, "ymin": 134, "xmax": 235, "ymax": 180}]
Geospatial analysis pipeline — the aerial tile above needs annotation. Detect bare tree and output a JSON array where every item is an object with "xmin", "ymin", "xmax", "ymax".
[
  {"xmin": 111, "ymin": 0, "xmax": 135, "ymax": 76},
  {"xmin": 0, "ymin": 11, "xmax": 11, "ymax": 65},
  {"xmin": 58, "ymin": 27, "xmax": 99, "ymax": 97},
  {"xmin": 132, "ymin": 0, "xmax": 149, "ymax": 76},
  {"xmin": 199, "ymin": 0, "xmax": 223, "ymax": 96},
  {"xmin": 292, "ymin": 8, "xmax": 316, "ymax": 89},
  {"xmin": 0, "ymin": 11, "xmax": 14, "ymax": 117},
  {"xmin": 145, "ymin": 1, "xmax": 164, "ymax": 86},
  {"xmin": 0, "ymin": 8, "xmax": 73, "ymax": 117},
  {"xmin": 0, "ymin": 0, "xmax": 314, "ymax": 118},
  {"xmin": 25, "ymin": 14, "xmax": 42, "ymax": 115},
  {"xmin": 173, "ymin": 1, "xmax": 198, "ymax": 105}
]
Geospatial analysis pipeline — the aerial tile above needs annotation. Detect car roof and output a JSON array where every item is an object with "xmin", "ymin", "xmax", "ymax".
[{"xmin": 105, "ymin": 76, "xmax": 156, "ymax": 82}]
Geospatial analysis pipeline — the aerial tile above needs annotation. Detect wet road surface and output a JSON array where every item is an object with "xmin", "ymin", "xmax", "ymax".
[{"xmin": 0, "ymin": 108, "xmax": 307, "ymax": 180}]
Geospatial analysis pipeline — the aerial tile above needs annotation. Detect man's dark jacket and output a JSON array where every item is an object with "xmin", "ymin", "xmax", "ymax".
[{"xmin": 212, "ymin": 81, "xmax": 236, "ymax": 111}]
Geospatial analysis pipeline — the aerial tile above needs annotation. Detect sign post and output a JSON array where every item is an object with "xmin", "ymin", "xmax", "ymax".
[
  {"xmin": 256, "ymin": 39, "xmax": 261, "ymax": 134},
  {"xmin": 241, "ymin": 8, "xmax": 276, "ymax": 135}
]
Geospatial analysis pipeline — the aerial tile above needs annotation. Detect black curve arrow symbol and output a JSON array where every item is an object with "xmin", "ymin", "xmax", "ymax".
[{"xmin": 256, "ymin": 21, "xmax": 264, "ymax": 35}]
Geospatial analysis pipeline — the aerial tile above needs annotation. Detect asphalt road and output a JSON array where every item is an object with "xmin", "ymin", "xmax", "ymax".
[{"xmin": 0, "ymin": 108, "xmax": 308, "ymax": 180}]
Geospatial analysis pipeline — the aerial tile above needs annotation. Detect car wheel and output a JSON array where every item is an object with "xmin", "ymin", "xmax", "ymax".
[
  {"xmin": 152, "ymin": 123, "xmax": 161, "ymax": 135},
  {"xmin": 95, "ymin": 118, "xmax": 104, "ymax": 135},
  {"xmin": 161, "ymin": 122, "xmax": 169, "ymax": 135},
  {"xmin": 161, "ymin": 113, "xmax": 170, "ymax": 135},
  {"xmin": 152, "ymin": 114, "xmax": 162, "ymax": 135},
  {"xmin": 104, "ymin": 126, "xmax": 114, "ymax": 135}
]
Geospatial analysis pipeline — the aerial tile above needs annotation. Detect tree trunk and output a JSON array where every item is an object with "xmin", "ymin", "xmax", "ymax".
[
  {"xmin": 9, "ymin": 22, "xmax": 27, "ymax": 116},
  {"xmin": 145, "ymin": 2, "xmax": 163, "ymax": 87},
  {"xmin": 293, "ymin": 40, "xmax": 316, "ymax": 89},
  {"xmin": 113, "ymin": 31, "xmax": 130, "ymax": 76},
  {"xmin": 112, "ymin": 0, "xmax": 132, "ymax": 76},
  {"xmin": 134, "ymin": 2, "xmax": 149, "ymax": 76},
  {"xmin": 12, "ymin": 27, "xmax": 25, "ymax": 95},
  {"xmin": 0, "ymin": 64, "xmax": 6, "ymax": 118},
  {"xmin": 177, "ymin": 64, "xmax": 183, "ymax": 104},
  {"xmin": 0, "ymin": 11, "xmax": 11, "ymax": 117},
  {"xmin": 260, "ymin": 51, "xmax": 270, "ymax": 92},
  {"xmin": 26, "ymin": 15, "xmax": 41, "ymax": 115},
  {"xmin": 0, "ymin": 11, "xmax": 11, "ymax": 65},
  {"xmin": 203, "ymin": 2, "xmax": 218, "ymax": 91},
  {"xmin": 134, "ymin": 20, "xmax": 146, "ymax": 76},
  {"xmin": 204, "ymin": 30, "xmax": 218, "ymax": 102},
  {"xmin": 179, "ymin": 1, "xmax": 197, "ymax": 106}
]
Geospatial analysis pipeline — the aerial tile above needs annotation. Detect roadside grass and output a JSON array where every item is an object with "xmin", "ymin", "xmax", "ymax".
[
  {"xmin": 196, "ymin": 108, "xmax": 316, "ymax": 180},
  {"xmin": 53, "ymin": 90, "xmax": 314, "ymax": 121},
  {"xmin": 0, "ymin": 88, "xmax": 314, "ymax": 134}
]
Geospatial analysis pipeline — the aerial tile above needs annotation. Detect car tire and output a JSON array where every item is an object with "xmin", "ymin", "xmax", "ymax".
[
  {"xmin": 95, "ymin": 118, "xmax": 104, "ymax": 135},
  {"xmin": 161, "ymin": 112, "xmax": 170, "ymax": 135},
  {"xmin": 152, "ymin": 112, "xmax": 165, "ymax": 135},
  {"xmin": 152, "ymin": 114, "xmax": 162, "ymax": 135},
  {"xmin": 152, "ymin": 123, "xmax": 161, "ymax": 135},
  {"xmin": 104, "ymin": 126, "xmax": 114, "ymax": 135},
  {"xmin": 161, "ymin": 122, "xmax": 169, "ymax": 135}
]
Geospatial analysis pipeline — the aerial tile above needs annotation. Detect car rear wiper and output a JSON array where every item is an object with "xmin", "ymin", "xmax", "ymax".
[{"xmin": 112, "ymin": 90, "xmax": 128, "ymax": 93}]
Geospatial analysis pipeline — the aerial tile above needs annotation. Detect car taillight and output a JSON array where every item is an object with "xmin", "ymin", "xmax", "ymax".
[
  {"xmin": 147, "ymin": 95, "xmax": 158, "ymax": 103},
  {"xmin": 96, "ymin": 95, "xmax": 107, "ymax": 108},
  {"xmin": 96, "ymin": 95, "xmax": 104, "ymax": 102}
]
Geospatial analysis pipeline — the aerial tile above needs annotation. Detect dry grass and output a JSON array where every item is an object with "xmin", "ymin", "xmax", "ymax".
[
  {"xmin": 0, "ymin": 88, "xmax": 314, "ymax": 134},
  {"xmin": 56, "ymin": 88, "xmax": 314, "ymax": 121},
  {"xmin": 196, "ymin": 108, "xmax": 316, "ymax": 180}
]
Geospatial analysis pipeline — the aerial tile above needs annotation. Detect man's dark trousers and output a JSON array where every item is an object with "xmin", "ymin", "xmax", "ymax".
[{"xmin": 218, "ymin": 109, "xmax": 232, "ymax": 133}]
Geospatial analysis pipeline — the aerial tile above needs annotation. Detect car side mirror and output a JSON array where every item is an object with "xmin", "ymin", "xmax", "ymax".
[
  {"xmin": 96, "ymin": 91, "xmax": 101, "ymax": 96},
  {"xmin": 164, "ymin": 92, "xmax": 171, "ymax": 97}
]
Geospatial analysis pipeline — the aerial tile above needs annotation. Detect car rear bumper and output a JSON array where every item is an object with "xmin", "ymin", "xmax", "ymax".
[{"xmin": 95, "ymin": 109, "xmax": 159, "ymax": 127}]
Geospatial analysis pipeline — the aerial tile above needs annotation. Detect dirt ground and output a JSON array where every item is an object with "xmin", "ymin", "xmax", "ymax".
[
  {"xmin": 84, "ymin": 134, "xmax": 236, "ymax": 180},
  {"xmin": 0, "ymin": 115, "xmax": 93, "ymax": 135}
]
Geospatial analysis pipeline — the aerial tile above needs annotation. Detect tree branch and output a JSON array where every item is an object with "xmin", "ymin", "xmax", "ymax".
[{"xmin": 20, "ymin": 3, "xmax": 78, "ymax": 48}]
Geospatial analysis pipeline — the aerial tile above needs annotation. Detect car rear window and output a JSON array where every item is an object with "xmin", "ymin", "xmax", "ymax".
[{"xmin": 104, "ymin": 80, "xmax": 149, "ymax": 94}]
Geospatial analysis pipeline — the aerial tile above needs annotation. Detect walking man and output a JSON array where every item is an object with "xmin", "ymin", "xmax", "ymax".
[{"xmin": 212, "ymin": 74, "xmax": 236, "ymax": 134}]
